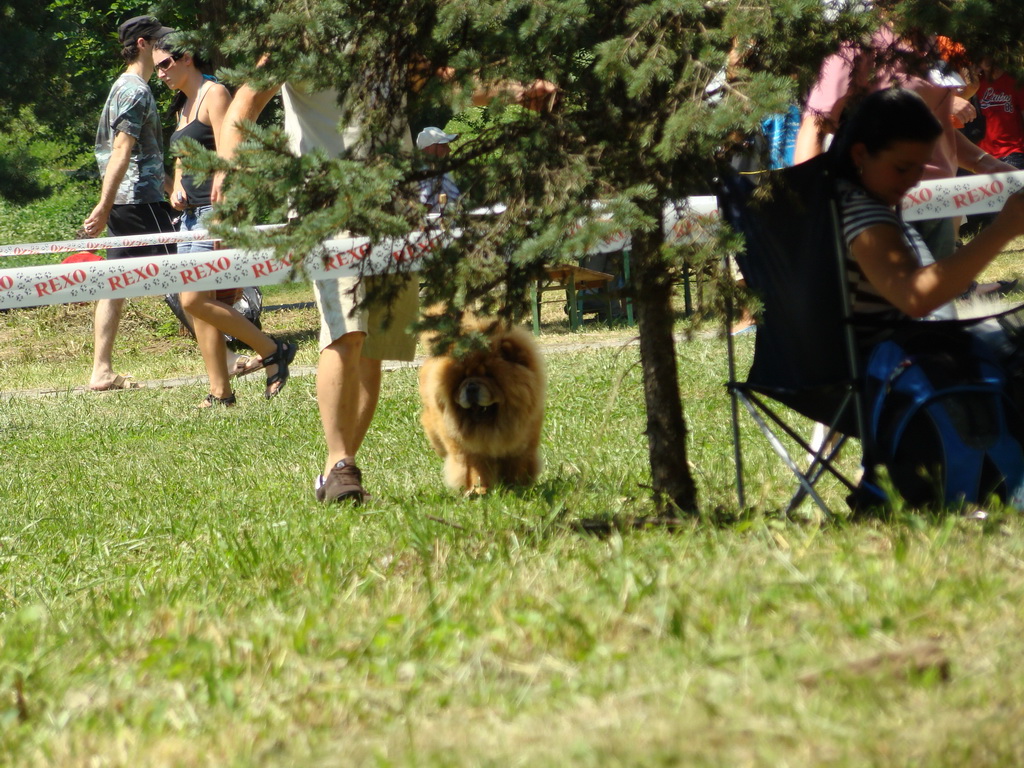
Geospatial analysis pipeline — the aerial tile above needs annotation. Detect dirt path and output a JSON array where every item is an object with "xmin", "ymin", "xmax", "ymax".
[{"xmin": 4, "ymin": 328, "xmax": 716, "ymax": 400}]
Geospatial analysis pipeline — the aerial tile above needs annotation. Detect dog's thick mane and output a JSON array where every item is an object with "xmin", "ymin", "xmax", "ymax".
[{"xmin": 419, "ymin": 312, "xmax": 546, "ymax": 492}]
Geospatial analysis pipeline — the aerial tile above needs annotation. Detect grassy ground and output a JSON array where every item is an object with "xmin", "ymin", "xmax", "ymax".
[{"xmin": 2, "ymin": 243, "xmax": 1024, "ymax": 766}]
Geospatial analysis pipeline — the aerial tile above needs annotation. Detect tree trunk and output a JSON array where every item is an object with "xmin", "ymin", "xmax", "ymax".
[
  {"xmin": 199, "ymin": 0, "xmax": 231, "ymax": 72},
  {"xmin": 630, "ymin": 225, "xmax": 699, "ymax": 515}
]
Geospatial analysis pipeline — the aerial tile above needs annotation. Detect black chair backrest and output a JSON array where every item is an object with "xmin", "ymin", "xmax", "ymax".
[{"xmin": 720, "ymin": 154, "xmax": 859, "ymax": 430}]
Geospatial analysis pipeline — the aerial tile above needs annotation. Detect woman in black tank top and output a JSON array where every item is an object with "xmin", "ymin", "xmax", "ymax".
[
  {"xmin": 152, "ymin": 32, "xmax": 296, "ymax": 407},
  {"xmin": 169, "ymin": 112, "xmax": 216, "ymax": 207}
]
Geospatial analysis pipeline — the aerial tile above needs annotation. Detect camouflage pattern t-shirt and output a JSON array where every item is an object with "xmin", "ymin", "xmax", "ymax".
[{"xmin": 94, "ymin": 73, "xmax": 165, "ymax": 205}]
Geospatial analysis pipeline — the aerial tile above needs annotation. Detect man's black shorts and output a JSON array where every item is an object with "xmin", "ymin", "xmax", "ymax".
[{"xmin": 106, "ymin": 202, "xmax": 176, "ymax": 260}]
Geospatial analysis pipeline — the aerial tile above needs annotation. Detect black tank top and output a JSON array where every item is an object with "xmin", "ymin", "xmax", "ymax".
[{"xmin": 169, "ymin": 83, "xmax": 217, "ymax": 207}]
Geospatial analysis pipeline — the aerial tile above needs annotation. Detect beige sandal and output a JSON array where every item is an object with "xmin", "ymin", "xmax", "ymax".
[
  {"xmin": 230, "ymin": 355, "xmax": 263, "ymax": 378},
  {"xmin": 89, "ymin": 374, "xmax": 141, "ymax": 392}
]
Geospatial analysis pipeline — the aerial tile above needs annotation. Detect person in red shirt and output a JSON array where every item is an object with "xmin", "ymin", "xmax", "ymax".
[{"xmin": 977, "ymin": 60, "xmax": 1024, "ymax": 169}]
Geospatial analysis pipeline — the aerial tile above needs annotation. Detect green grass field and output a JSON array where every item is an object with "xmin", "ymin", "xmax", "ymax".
[{"xmin": 3, "ymin": 270, "xmax": 1024, "ymax": 766}]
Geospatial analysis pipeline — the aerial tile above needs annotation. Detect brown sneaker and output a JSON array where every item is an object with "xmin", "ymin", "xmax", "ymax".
[{"xmin": 315, "ymin": 460, "xmax": 367, "ymax": 504}]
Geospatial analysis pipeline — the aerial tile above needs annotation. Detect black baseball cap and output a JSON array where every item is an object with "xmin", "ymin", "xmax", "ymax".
[{"xmin": 118, "ymin": 16, "xmax": 173, "ymax": 44}]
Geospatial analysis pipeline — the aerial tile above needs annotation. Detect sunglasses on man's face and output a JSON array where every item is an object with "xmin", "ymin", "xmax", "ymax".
[{"xmin": 155, "ymin": 55, "xmax": 178, "ymax": 72}]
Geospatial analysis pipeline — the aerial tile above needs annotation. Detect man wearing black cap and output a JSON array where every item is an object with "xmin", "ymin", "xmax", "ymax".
[{"xmin": 82, "ymin": 16, "xmax": 177, "ymax": 391}]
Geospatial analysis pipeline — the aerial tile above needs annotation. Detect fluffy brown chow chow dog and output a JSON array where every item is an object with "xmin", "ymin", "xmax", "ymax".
[{"xmin": 419, "ymin": 316, "xmax": 546, "ymax": 493}]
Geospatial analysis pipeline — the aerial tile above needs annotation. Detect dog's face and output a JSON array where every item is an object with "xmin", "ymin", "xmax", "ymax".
[
  {"xmin": 419, "ymin": 317, "xmax": 546, "ymax": 490},
  {"xmin": 423, "ymin": 320, "xmax": 545, "ymax": 446},
  {"xmin": 448, "ymin": 333, "xmax": 542, "ymax": 426}
]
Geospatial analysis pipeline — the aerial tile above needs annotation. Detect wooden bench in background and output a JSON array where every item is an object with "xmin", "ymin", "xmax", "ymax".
[{"xmin": 531, "ymin": 263, "xmax": 620, "ymax": 335}]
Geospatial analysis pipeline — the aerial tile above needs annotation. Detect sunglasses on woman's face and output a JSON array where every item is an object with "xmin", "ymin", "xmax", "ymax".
[{"xmin": 155, "ymin": 56, "xmax": 178, "ymax": 71}]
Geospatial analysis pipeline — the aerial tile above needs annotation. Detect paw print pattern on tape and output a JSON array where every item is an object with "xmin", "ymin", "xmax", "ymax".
[{"xmin": 903, "ymin": 170, "xmax": 1024, "ymax": 222}]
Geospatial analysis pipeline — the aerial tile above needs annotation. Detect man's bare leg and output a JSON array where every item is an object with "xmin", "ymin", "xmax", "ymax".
[
  {"xmin": 89, "ymin": 297, "xmax": 126, "ymax": 390},
  {"xmin": 319, "ymin": 331, "xmax": 382, "ymax": 475}
]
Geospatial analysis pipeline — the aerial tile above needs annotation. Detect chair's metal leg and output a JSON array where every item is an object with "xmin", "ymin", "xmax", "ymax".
[
  {"xmin": 738, "ymin": 396, "xmax": 834, "ymax": 518},
  {"xmin": 787, "ymin": 435, "xmax": 847, "ymax": 515},
  {"xmin": 744, "ymin": 390, "xmax": 858, "ymax": 492},
  {"xmin": 725, "ymin": 279, "xmax": 745, "ymax": 510},
  {"xmin": 731, "ymin": 388, "xmax": 747, "ymax": 510}
]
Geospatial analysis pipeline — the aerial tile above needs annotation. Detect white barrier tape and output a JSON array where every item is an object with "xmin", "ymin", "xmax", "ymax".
[
  {"xmin": 901, "ymin": 170, "xmax": 1024, "ymax": 222},
  {"xmin": 0, "ymin": 194, "xmax": 729, "ymax": 273},
  {"xmin": 5, "ymin": 167, "xmax": 1016, "ymax": 308},
  {"xmin": 661, "ymin": 173, "xmax": 1023, "ymax": 227},
  {"xmin": 0, "ymin": 233, "xmax": 439, "ymax": 310},
  {"xmin": 0, "ymin": 223, "xmax": 285, "ymax": 258},
  {"xmin": 0, "ymin": 196, "xmax": 723, "ymax": 310},
  {"xmin": 554, "ymin": 170, "xmax": 1024, "ymax": 251},
  {"xmin": 584, "ymin": 173, "xmax": 1024, "ymax": 246},
  {"xmin": 584, "ymin": 196, "xmax": 721, "ymax": 254}
]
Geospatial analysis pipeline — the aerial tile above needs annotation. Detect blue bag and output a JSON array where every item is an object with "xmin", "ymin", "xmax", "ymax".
[{"xmin": 861, "ymin": 324, "xmax": 1024, "ymax": 510}]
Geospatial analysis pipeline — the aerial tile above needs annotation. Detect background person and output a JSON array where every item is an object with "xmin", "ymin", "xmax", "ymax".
[
  {"xmin": 976, "ymin": 58, "xmax": 1024, "ymax": 171},
  {"xmin": 153, "ymin": 32, "xmax": 293, "ymax": 407},
  {"xmin": 957, "ymin": 56, "xmax": 1024, "ymax": 250},
  {"xmin": 82, "ymin": 15, "xmax": 177, "ymax": 391},
  {"xmin": 416, "ymin": 126, "xmax": 461, "ymax": 213}
]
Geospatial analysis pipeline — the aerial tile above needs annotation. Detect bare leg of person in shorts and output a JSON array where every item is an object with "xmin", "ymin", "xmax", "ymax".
[
  {"xmin": 313, "ymin": 274, "xmax": 417, "ymax": 504},
  {"xmin": 91, "ymin": 298, "xmax": 127, "ymax": 390},
  {"xmin": 89, "ymin": 202, "xmax": 175, "ymax": 390},
  {"xmin": 315, "ymin": 332, "xmax": 382, "ymax": 503}
]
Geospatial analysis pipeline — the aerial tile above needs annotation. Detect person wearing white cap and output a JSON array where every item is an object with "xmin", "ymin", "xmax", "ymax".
[{"xmin": 416, "ymin": 127, "xmax": 461, "ymax": 213}]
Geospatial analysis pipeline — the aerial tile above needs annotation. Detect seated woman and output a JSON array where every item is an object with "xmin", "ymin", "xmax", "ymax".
[
  {"xmin": 153, "ymin": 31, "xmax": 295, "ymax": 407},
  {"xmin": 831, "ymin": 87, "xmax": 1024, "ymax": 352},
  {"xmin": 830, "ymin": 89, "xmax": 1024, "ymax": 507}
]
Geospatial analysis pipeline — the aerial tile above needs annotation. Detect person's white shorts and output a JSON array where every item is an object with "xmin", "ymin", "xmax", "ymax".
[{"xmin": 313, "ymin": 275, "xmax": 418, "ymax": 361}]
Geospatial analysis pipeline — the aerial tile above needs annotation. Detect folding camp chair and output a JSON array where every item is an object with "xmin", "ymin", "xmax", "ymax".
[{"xmin": 719, "ymin": 154, "xmax": 868, "ymax": 517}]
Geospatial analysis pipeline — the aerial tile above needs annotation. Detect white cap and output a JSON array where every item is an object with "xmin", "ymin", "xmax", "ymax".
[{"xmin": 416, "ymin": 126, "xmax": 459, "ymax": 150}]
